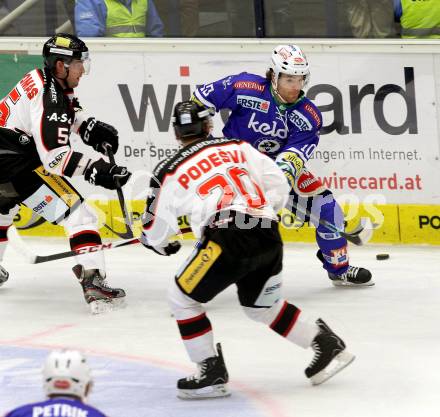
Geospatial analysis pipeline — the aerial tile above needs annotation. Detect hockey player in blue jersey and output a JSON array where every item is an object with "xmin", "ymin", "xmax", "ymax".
[
  {"xmin": 4, "ymin": 350, "xmax": 107, "ymax": 417},
  {"xmin": 192, "ymin": 44, "xmax": 373, "ymax": 286}
]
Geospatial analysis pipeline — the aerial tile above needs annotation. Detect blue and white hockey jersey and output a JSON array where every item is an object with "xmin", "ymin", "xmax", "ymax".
[
  {"xmin": 193, "ymin": 72, "xmax": 322, "ymax": 166},
  {"xmin": 4, "ymin": 397, "xmax": 106, "ymax": 417}
]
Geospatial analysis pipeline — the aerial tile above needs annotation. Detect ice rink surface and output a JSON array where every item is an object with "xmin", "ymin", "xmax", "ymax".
[{"xmin": 0, "ymin": 238, "xmax": 439, "ymax": 417}]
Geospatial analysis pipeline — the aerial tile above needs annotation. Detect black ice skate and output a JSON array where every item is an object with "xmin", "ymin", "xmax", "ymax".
[
  {"xmin": 177, "ymin": 343, "xmax": 230, "ymax": 400},
  {"xmin": 305, "ymin": 319, "xmax": 355, "ymax": 385},
  {"xmin": 73, "ymin": 264, "xmax": 126, "ymax": 314},
  {"xmin": 328, "ymin": 266, "xmax": 374, "ymax": 287},
  {"xmin": 0, "ymin": 265, "xmax": 9, "ymax": 287},
  {"xmin": 317, "ymin": 250, "xmax": 374, "ymax": 287}
]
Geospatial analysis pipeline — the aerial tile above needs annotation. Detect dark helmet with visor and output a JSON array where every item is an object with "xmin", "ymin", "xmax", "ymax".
[
  {"xmin": 43, "ymin": 33, "xmax": 90, "ymax": 74},
  {"xmin": 172, "ymin": 101, "xmax": 212, "ymax": 140}
]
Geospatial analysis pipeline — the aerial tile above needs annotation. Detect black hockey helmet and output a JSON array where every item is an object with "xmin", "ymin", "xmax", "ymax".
[
  {"xmin": 43, "ymin": 33, "xmax": 89, "ymax": 71},
  {"xmin": 172, "ymin": 101, "xmax": 212, "ymax": 140}
]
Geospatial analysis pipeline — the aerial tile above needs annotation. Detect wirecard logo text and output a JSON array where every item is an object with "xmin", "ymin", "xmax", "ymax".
[{"xmin": 117, "ymin": 66, "xmax": 418, "ymax": 136}]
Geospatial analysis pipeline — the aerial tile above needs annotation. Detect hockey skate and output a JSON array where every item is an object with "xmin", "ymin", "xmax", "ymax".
[
  {"xmin": 177, "ymin": 343, "xmax": 230, "ymax": 400},
  {"xmin": 73, "ymin": 264, "xmax": 126, "ymax": 314},
  {"xmin": 0, "ymin": 265, "xmax": 9, "ymax": 287},
  {"xmin": 328, "ymin": 266, "xmax": 373, "ymax": 287},
  {"xmin": 317, "ymin": 250, "xmax": 374, "ymax": 287},
  {"xmin": 305, "ymin": 319, "xmax": 355, "ymax": 385}
]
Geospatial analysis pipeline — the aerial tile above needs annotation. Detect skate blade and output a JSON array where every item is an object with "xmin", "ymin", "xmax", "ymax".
[
  {"xmin": 89, "ymin": 297, "xmax": 126, "ymax": 315},
  {"xmin": 332, "ymin": 280, "xmax": 375, "ymax": 287},
  {"xmin": 310, "ymin": 350, "xmax": 355, "ymax": 386},
  {"xmin": 177, "ymin": 384, "xmax": 231, "ymax": 400}
]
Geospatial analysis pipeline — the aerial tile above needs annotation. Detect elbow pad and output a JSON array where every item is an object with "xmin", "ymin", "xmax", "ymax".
[
  {"xmin": 42, "ymin": 146, "xmax": 72, "ymax": 176},
  {"xmin": 294, "ymin": 169, "xmax": 327, "ymax": 197},
  {"xmin": 276, "ymin": 151, "xmax": 327, "ymax": 197}
]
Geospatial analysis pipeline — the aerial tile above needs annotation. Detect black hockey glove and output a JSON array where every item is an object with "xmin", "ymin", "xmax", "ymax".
[
  {"xmin": 140, "ymin": 234, "xmax": 182, "ymax": 256},
  {"xmin": 84, "ymin": 158, "xmax": 131, "ymax": 190},
  {"xmin": 79, "ymin": 117, "xmax": 119, "ymax": 155}
]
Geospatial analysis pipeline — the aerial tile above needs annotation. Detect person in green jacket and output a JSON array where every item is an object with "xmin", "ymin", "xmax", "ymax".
[
  {"xmin": 75, "ymin": 0, "xmax": 164, "ymax": 37},
  {"xmin": 394, "ymin": 0, "xmax": 440, "ymax": 38}
]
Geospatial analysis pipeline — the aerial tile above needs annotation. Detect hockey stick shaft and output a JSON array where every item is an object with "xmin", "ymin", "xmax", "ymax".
[
  {"xmin": 32, "ymin": 237, "xmax": 140, "ymax": 263},
  {"xmin": 9, "ymin": 226, "xmax": 193, "ymax": 264},
  {"xmin": 104, "ymin": 143, "xmax": 134, "ymax": 239},
  {"xmin": 290, "ymin": 199, "xmax": 373, "ymax": 245}
]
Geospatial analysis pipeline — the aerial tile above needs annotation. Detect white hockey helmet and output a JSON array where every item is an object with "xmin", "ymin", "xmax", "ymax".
[
  {"xmin": 269, "ymin": 44, "xmax": 310, "ymax": 89},
  {"xmin": 43, "ymin": 350, "xmax": 92, "ymax": 399}
]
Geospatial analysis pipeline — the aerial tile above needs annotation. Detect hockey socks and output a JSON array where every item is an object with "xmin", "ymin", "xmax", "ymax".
[
  {"xmin": 266, "ymin": 301, "xmax": 319, "ymax": 348},
  {"xmin": 176, "ymin": 312, "xmax": 216, "ymax": 363}
]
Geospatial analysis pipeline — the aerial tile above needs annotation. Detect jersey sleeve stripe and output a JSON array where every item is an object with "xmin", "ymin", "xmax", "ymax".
[
  {"xmin": 39, "ymin": 110, "xmax": 49, "ymax": 152},
  {"xmin": 61, "ymin": 150, "xmax": 72, "ymax": 175},
  {"xmin": 194, "ymin": 89, "xmax": 216, "ymax": 110},
  {"xmin": 36, "ymin": 69, "xmax": 44, "ymax": 86},
  {"xmin": 63, "ymin": 151, "xmax": 83, "ymax": 177}
]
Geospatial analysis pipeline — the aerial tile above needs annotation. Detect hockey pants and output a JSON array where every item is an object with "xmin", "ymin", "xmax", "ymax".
[
  {"xmin": 168, "ymin": 214, "xmax": 319, "ymax": 363},
  {"xmin": 0, "ymin": 168, "xmax": 105, "ymax": 271}
]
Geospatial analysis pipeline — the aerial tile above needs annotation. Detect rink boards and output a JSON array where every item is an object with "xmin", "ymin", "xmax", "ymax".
[{"xmin": 1, "ymin": 39, "xmax": 439, "ymax": 245}]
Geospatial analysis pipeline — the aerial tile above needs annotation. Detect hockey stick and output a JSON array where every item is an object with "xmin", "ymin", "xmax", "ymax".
[
  {"xmin": 103, "ymin": 142, "xmax": 134, "ymax": 239},
  {"xmin": 8, "ymin": 226, "xmax": 192, "ymax": 264},
  {"xmin": 290, "ymin": 200, "xmax": 378, "ymax": 246}
]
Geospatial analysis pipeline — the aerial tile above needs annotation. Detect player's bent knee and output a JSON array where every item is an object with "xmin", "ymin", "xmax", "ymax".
[
  {"xmin": 239, "ymin": 271, "xmax": 282, "ymax": 306},
  {"xmin": 168, "ymin": 279, "xmax": 205, "ymax": 319},
  {"xmin": 242, "ymin": 299, "xmax": 285, "ymax": 324},
  {"xmin": 240, "ymin": 272, "xmax": 284, "ymax": 323},
  {"xmin": 63, "ymin": 202, "xmax": 99, "ymax": 235},
  {"xmin": 0, "ymin": 205, "xmax": 18, "ymax": 226}
]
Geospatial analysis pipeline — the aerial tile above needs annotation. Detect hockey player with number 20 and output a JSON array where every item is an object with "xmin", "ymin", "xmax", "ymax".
[
  {"xmin": 0, "ymin": 34, "xmax": 130, "ymax": 313},
  {"xmin": 140, "ymin": 101, "xmax": 355, "ymax": 399},
  {"xmin": 192, "ymin": 44, "xmax": 373, "ymax": 287}
]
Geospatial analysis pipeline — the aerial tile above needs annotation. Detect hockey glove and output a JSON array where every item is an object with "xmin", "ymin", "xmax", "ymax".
[
  {"xmin": 140, "ymin": 233, "xmax": 182, "ymax": 256},
  {"xmin": 84, "ymin": 158, "xmax": 131, "ymax": 190},
  {"xmin": 79, "ymin": 117, "xmax": 119, "ymax": 155}
]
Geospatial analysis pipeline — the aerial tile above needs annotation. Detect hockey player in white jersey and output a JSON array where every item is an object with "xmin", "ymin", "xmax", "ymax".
[
  {"xmin": 140, "ymin": 101, "xmax": 355, "ymax": 398},
  {"xmin": 0, "ymin": 34, "xmax": 130, "ymax": 313}
]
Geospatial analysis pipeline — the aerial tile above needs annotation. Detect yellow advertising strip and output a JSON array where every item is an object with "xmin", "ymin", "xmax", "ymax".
[
  {"xmin": 399, "ymin": 205, "xmax": 440, "ymax": 245},
  {"xmin": 342, "ymin": 203, "xmax": 401, "ymax": 244},
  {"xmin": 178, "ymin": 240, "xmax": 222, "ymax": 293},
  {"xmin": 13, "ymin": 201, "xmax": 440, "ymax": 245},
  {"xmin": 33, "ymin": 166, "xmax": 81, "ymax": 209}
]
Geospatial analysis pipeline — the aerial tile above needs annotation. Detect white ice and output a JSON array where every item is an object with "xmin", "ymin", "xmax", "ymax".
[{"xmin": 0, "ymin": 238, "xmax": 439, "ymax": 417}]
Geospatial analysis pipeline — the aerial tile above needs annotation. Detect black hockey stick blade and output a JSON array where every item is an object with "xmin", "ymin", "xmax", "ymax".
[
  {"xmin": 340, "ymin": 218, "xmax": 378, "ymax": 246},
  {"xmin": 103, "ymin": 222, "xmax": 135, "ymax": 239}
]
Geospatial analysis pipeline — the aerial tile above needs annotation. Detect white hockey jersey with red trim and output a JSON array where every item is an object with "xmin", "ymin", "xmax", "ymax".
[
  {"xmin": 0, "ymin": 68, "xmax": 88, "ymax": 177},
  {"xmin": 142, "ymin": 137, "xmax": 289, "ymax": 248}
]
